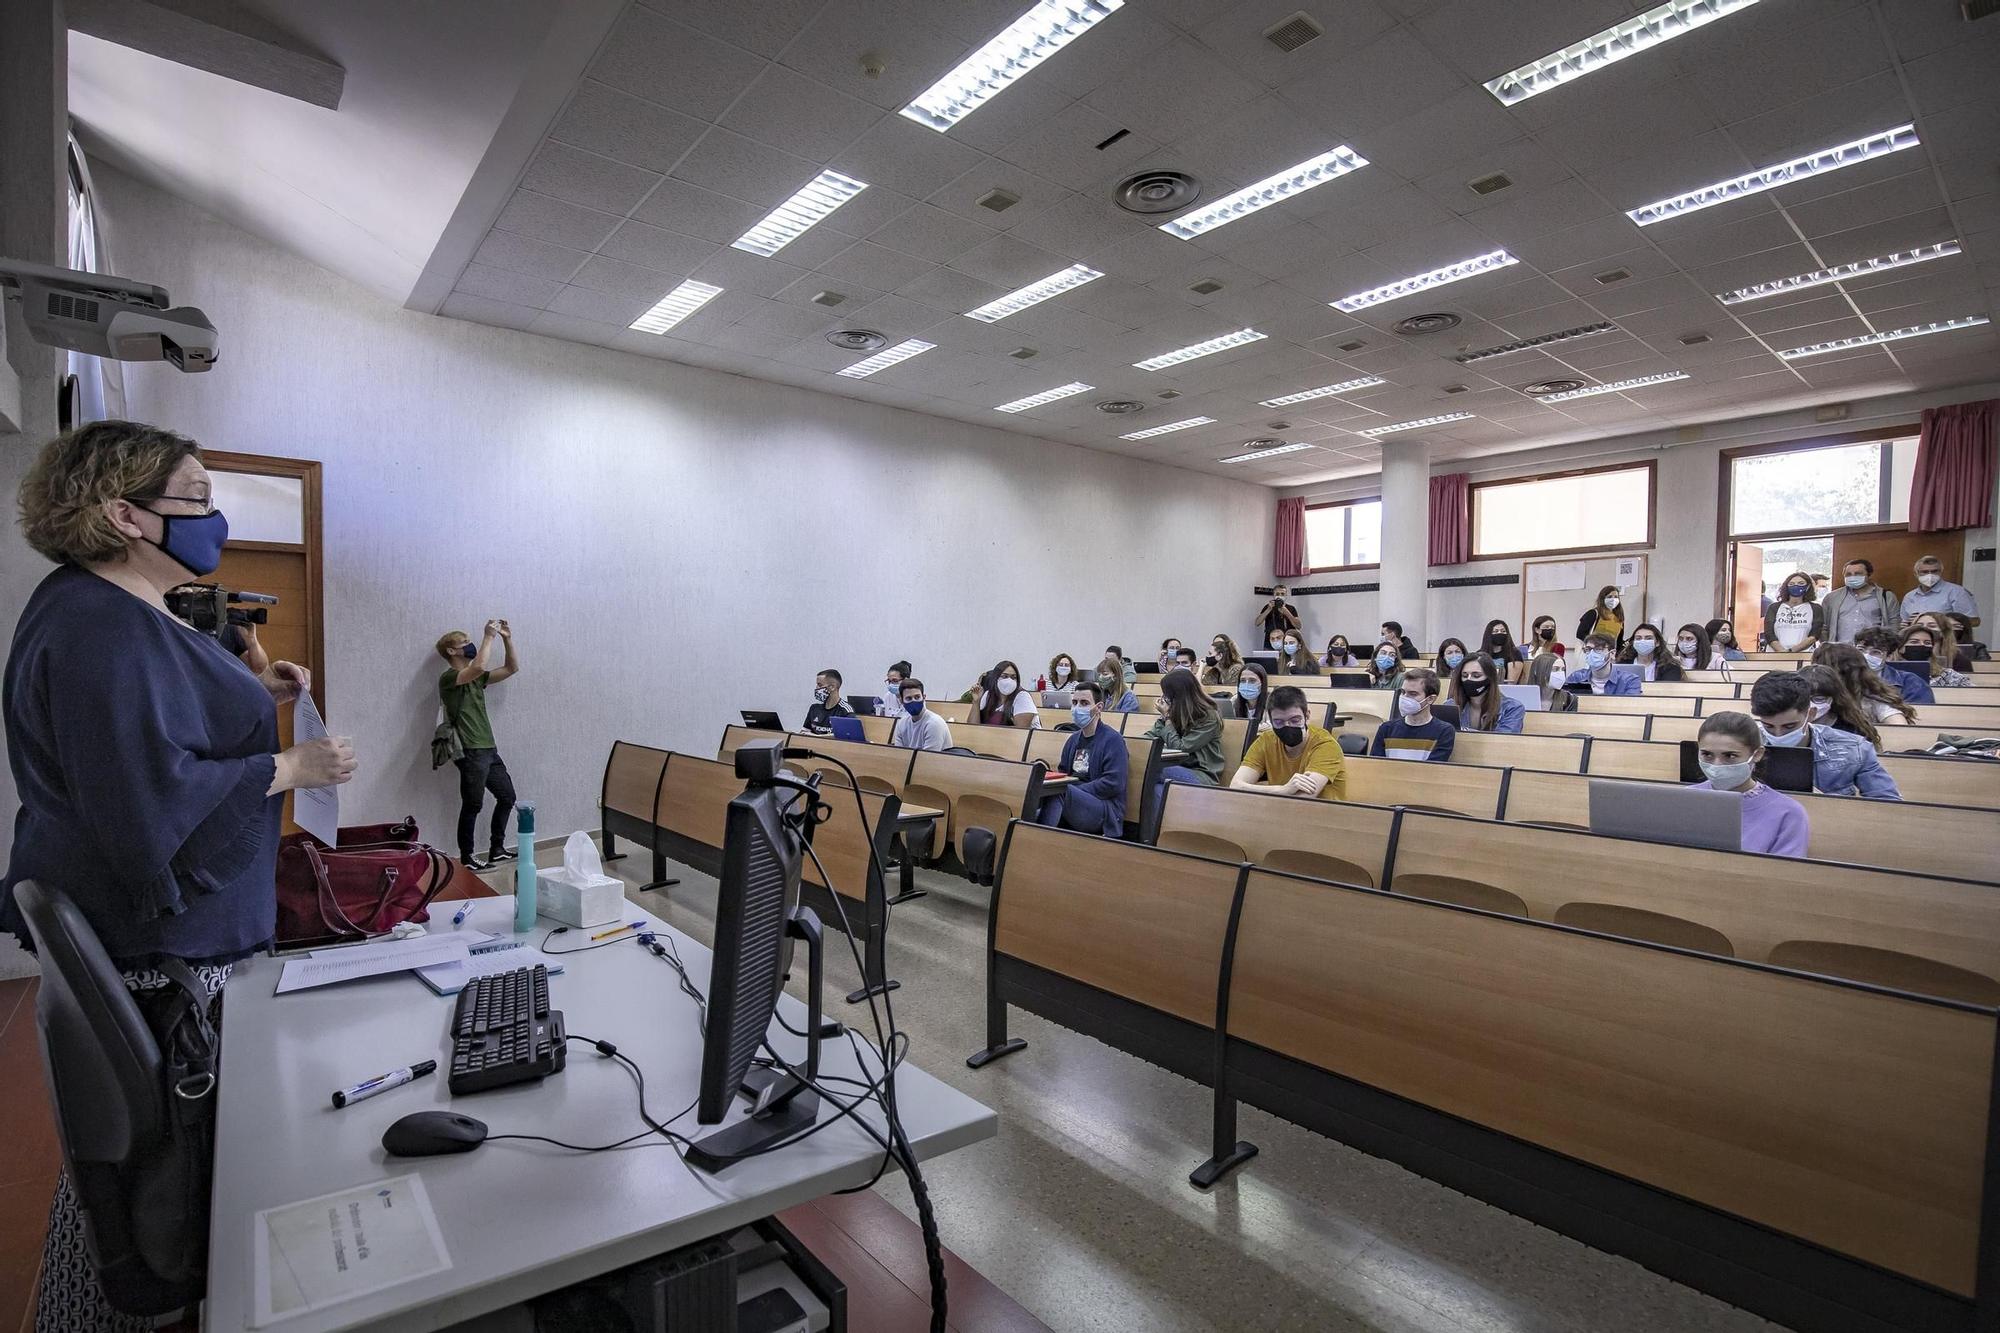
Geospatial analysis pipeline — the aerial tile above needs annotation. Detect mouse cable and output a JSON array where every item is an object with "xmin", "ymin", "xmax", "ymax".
[{"xmin": 484, "ymin": 1034, "xmax": 697, "ymax": 1160}]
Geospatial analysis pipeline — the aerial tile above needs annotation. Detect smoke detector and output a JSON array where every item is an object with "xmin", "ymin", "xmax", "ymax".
[
  {"xmin": 1095, "ymin": 399, "xmax": 1144, "ymax": 414},
  {"xmin": 825, "ymin": 329, "xmax": 886, "ymax": 351},
  {"xmin": 1395, "ymin": 312, "xmax": 1461, "ymax": 335},
  {"xmin": 1113, "ymin": 170, "xmax": 1201, "ymax": 215}
]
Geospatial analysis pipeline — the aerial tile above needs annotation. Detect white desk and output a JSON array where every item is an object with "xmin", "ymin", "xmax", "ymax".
[{"xmin": 203, "ymin": 897, "xmax": 996, "ymax": 1331}]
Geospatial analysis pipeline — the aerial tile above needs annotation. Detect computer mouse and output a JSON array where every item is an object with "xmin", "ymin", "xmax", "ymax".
[{"xmin": 382, "ymin": 1110, "xmax": 488, "ymax": 1157}]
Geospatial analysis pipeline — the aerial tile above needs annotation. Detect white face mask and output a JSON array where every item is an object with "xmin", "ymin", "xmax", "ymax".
[
  {"xmin": 1808, "ymin": 696, "xmax": 1832, "ymax": 720},
  {"xmin": 996, "ymin": 676, "xmax": 1018, "ymax": 696},
  {"xmin": 1862, "ymin": 652, "xmax": 1885, "ymax": 671},
  {"xmin": 1700, "ymin": 758, "xmax": 1755, "ymax": 790},
  {"xmin": 1397, "ymin": 693, "xmax": 1425, "ymax": 717},
  {"xmin": 1918, "ymin": 572, "xmax": 1940, "ymax": 588},
  {"xmin": 1632, "ymin": 638, "xmax": 1657, "ymax": 656},
  {"xmin": 1054, "ymin": 664, "xmax": 1071, "ymax": 681},
  {"xmin": 1677, "ymin": 638, "xmax": 1697, "ymax": 656},
  {"xmin": 1603, "ymin": 596, "xmax": 1620, "ymax": 610},
  {"xmin": 1759, "ymin": 722, "xmax": 1811, "ymax": 748}
]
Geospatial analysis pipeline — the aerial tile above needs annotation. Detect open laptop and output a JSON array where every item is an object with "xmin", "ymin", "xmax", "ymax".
[
  {"xmin": 1039, "ymin": 687, "xmax": 1073, "ymax": 709},
  {"xmin": 828, "ymin": 716, "xmax": 866, "ymax": 743},
  {"xmin": 1324, "ymin": 670, "xmax": 1371, "ymax": 688},
  {"xmin": 739, "ymin": 710, "xmax": 783, "ymax": 732},
  {"xmin": 845, "ymin": 694, "xmax": 881, "ymax": 717},
  {"xmin": 1677, "ymin": 740, "xmax": 1814, "ymax": 793},
  {"xmin": 1499, "ymin": 683, "xmax": 1544, "ymax": 713},
  {"xmin": 1588, "ymin": 778, "xmax": 1742, "ymax": 852}
]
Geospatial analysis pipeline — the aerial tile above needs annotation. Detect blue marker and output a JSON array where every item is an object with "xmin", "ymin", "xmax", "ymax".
[{"xmin": 451, "ymin": 904, "xmax": 472, "ymax": 928}]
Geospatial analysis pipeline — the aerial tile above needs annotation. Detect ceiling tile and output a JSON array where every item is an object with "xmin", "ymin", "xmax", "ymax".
[
  {"xmin": 589, "ymin": 7, "xmax": 769, "ymax": 121},
  {"xmin": 999, "ymin": 100, "xmax": 1161, "ymax": 192},
  {"xmin": 469, "ymin": 230, "xmax": 588, "ymax": 283},
  {"xmin": 719, "ymin": 65, "xmax": 886, "ymax": 163},
  {"xmin": 438, "ymin": 291, "xmax": 538, "ymax": 332},
  {"xmin": 1646, "ymin": 207, "xmax": 1801, "ymax": 268},
  {"xmin": 492, "ymin": 190, "xmax": 623, "ymax": 252},
  {"xmin": 837, "ymin": 116, "xmax": 993, "ymax": 203},
  {"xmin": 1002, "ymin": 190, "xmax": 1138, "ymax": 263},
  {"xmin": 1083, "ymin": 37, "xmax": 1264, "ymax": 146},
  {"xmin": 925, "ymin": 164, "xmax": 1073, "ymax": 234},
  {"xmin": 545, "ymin": 283, "xmax": 656, "ymax": 326},
  {"xmin": 642, "ymin": 0, "xmax": 820, "ymax": 58},
  {"xmin": 670, "ymin": 128, "xmax": 818, "ymax": 209},
  {"xmin": 525, "ymin": 309, "xmax": 621, "ymax": 347},
  {"xmin": 548, "ymin": 81, "xmax": 706, "ymax": 176},
  {"xmin": 950, "ymin": 233, "xmax": 1071, "ymax": 287},
  {"xmin": 817, "ymin": 240, "xmax": 937, "ymax": 292},
  {"xmin": 1278, "ymin": 28, "xmax": 1466, "ymax": 137},
  {"xmin": 775, "ymin": 0, "xmax": 970, "ymax": 111},
  {"xmin": 895, "ymin": 265, "xmax": 1004, "ymax": 311},
  {"xmin": 1685, "ymin": 5, "xmax": 1893, "ymax": 127},
  {"xmin": 1414, "ymin": 139, "xmax": 1576, "ymax": 219},
  {"xmin": 518, "ymin": 142, "xmax": 661, "ymax": 216},
  {"xmin": 454, "ymin": 262, "xmax": 559, "ymax": 309},
  {"xmin": 687, "ymin": 246, "xmax": 807, "ymax": 298},
  {"xmin": 1787, "ymin": 169, "xmax": 1949, "ymax": 240},
  {"xmin": 567, "ymin": 253, "xmax": 687, "ymax": 300},
  {"xmin": 864, "ymin": 204, "xmax": 997, "ymax": 264},
  {"xmin": 1408, "ymin": 0, "xmax": 1628, "ymax": 86}
]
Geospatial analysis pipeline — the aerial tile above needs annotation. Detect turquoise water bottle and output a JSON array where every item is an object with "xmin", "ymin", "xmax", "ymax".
[{"xmin": 513, "ymin": 802, "xmax": 537, "ymax": 932}]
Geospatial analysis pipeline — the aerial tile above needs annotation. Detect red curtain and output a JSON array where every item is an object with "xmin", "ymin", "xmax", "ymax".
[
  {"xmin": 1910, "ymin": 399, "xmax": 1998, "ymax": 532},
  {"xmin": 1428, "ymin": 473, "xmax": 1470, "ymax": 566},
  {"xmin": 1273, "ymin": 497, "xmax": 1306, "ymax": 578}
]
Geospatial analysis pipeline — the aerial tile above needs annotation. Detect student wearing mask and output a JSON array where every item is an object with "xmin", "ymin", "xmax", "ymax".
[
  {"xmin": 1256, "ymin": 585, "xmax": 1300, "ymax": 642},
  {"xmin": 1748, "ymin": 673, "xmax": 1900, "ymax": 798},
  {"xmin": 973, "ymin": 660, "xmax": 1039, "ymax": 727},
  {"xmin": 878, "ymin": 660, "xmax": 913, "ymax": 717},
  {"xmin": 1703, "ymin": 618, "xmax": 1747, "ymax": 662},
  {"xmin": 1795, "ymin": 663, "xmax": 1887, "ymax": 751},
  {"xmin": 1172, "ymin": 646, "xmax": 1200, "ymax": 674},
  {"xmin": 1434, "ymin": 637, "xmax": 1469, "ymax": 680},
  {"xmin": 1034, "ymin": 681, "xmax": 1128, "ymax": 837},
  {"xmin": 1451, "ymin": 652, "xmax": 1524, "ymax": 733},
  {"xmin": 1480, "ymin": 620, "xmax": 1527, "ymax": 682},
  {"xmin": 1619, "ymin": 623, "xmax": 1682, "ymax": 681},
  {"xmin": 1380, "ymin": 620, "xmax": 1420, "ymax": 660},
  {"xmin": 1671, "ymin": 623, "xmax": 1711, "ymax": 674},
  {"xmin": 1576, "ymin": 586, "xmax": 1625, "ymax": 650},
  {"xmin": 1105, "ymin": 646, "xmax": 1139, "ymax": 685},
  {"xmin": 1156, "ymin": 638, "xmax": 1183, "ymax": 672},
  {"xmin": 1142, "ymin": 668, "xmax": 1226, "ymax": 787},
  {"xmin": 1232, "ymin": 661, "xmax": 1270, "ymax": 742},
  {"xmin": 1202, "ymin": 634, "xmax": 1245, "ymax": 687},
  {"xmin": 1811, "ymin": 643, "xmax": 1916, "ymax": 734},
  {"xmin": 1896, "ymin": 623, "xmax": 1973, "ymax": 688},
  {"xmin": 1907, "ymin": 612, "xmax": 1975, "ymax": 672},
  {"xmin": 1231, "ymin": 686, "xmax": 1346, "ymax": 799},
  {"xmin": 1047, "ymin": 653, "xmax": 1079, "ymax": 693},
  {"xmin": 1322, "ymin": 635, "xmax": 1359, "ymax": 669},
  {"xmin": 1853, "ymin": 627, "xmax": 1934, "ymax": 704},
  {"xmin": 1565, "ymin": 633, "xmax": 1641, "ymax": 695},
  {"xmin": 1900, "ymin": 554, "xmax": 1978, "ymax": 626},
  {"xmin": 1525, "ymin": 616, "xmax": 1566, "ymax": 690},
  {"xmin": 889, "ymin": 678, "xmax": 952, "ymax": 751},
  {"xmin": 1275, "ymin": 631, "xmax": 1320, "ymax": 675},
  {"xmin": 1365, "ymin": 640, "xmax": 1405, "ymax": 691},
  {"xmin": 1822, "ymin": 558, "xmax": 1898, "ymax": 644},
  {"xmin": 1945, "ymin": 611, "xmax": 1987, "ymax": 660},
  {"xmin": 804, "ymin": 668, "xmax": 854, "ymax": 733},
  {"xmin": 1371, "ymin": 667, "xmax": 1456, "ymax": 760},
  {"xmin": 1095, "ymin": 654, "xmax": 1140, "ymax": 712},
  {"xmin": 1265, "ymin": 627, "xmax": 1289, "ymax": 656},
  {"xmin": 1762, "ymin": 571, "xmax": 1823, "ymax": 651},
  {"xmin": 1689, "ymin": 711, "xmax": 1808, "ymax": 857}
]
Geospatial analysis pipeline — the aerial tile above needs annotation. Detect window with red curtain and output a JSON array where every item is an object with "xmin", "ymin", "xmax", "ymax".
[
  {"xmin": 1273, "ymin": 497, "xmax": 1306, "ymax": 578},
  {"xmin": 1428, "ymin": 473, "xmax": 1470, "ymax": 565},
  {"xmin": 1910, "ymin": 399, "xmax": 1998, "ymax": 533}
]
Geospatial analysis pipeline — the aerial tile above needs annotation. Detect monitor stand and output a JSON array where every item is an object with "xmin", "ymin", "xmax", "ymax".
[{"xmin": 686, "ymin": 907, "xmax": 825, "ymax": 1175}]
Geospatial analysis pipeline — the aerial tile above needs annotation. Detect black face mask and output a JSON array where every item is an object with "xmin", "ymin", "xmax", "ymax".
[
  {"xmin": 1461, "ymin": 677, "xmax": 1490, "ymax": 696},
  {"xmin": 1273, "ymin": 724, "xmax": 1306, "ymax": 748},
  {"xmin": 1902, "ymin": 644, "xmax": 1933, "ymax": 662},
  {"xmin": 1538, "ymin": 626, "xmax": 1555, "ymax": 640},
  {"xmin": 1487, "ymin": 633, "xmax": 1506, "ymax": 647}
]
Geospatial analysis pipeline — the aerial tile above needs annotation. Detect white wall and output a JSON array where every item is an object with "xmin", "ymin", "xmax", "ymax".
[
  {"xmin": 0, "ymin": 166, "xmax": 1273, "ymax": 858},
  {"xmin": 1281, "ymin": 387, "xmax": 2000, "ymax": 654}
]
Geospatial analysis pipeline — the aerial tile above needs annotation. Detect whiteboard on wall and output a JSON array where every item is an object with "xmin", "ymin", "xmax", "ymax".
[{"xmin": 1521, "ymin": 554, "xmax": 1649, "ymax": 647}]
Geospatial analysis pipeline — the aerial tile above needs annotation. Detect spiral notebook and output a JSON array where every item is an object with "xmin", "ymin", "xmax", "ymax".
[{"xmin": 413, "ymin": 933, "xmax": 565, "ymax": 996}]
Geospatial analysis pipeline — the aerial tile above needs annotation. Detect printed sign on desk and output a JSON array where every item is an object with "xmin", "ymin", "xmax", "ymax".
[{"xmin": 253, "ymin": 1174, "xmax": 451, "ymax": 1324}]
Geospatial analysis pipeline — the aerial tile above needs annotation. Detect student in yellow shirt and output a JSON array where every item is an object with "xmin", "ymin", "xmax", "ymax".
[{"xmin": 1229, "ymin": 686, "xmax": 1347, "ymax": 800}]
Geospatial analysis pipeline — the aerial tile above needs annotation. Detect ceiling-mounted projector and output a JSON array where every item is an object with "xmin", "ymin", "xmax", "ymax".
[{"xmin": 1, "ymin": 258, "xmax": 218, "ymax": 371}]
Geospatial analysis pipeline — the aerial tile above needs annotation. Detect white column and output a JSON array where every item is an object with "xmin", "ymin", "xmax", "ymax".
[{"xmin": 1378, "ymin": 438, "xmax": 1431, "ymax": 648}]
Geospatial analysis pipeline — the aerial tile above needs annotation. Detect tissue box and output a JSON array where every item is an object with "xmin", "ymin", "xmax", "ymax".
[{"xmin": 538, "ymin": 867, "xmax": 625, "ymax": 929}]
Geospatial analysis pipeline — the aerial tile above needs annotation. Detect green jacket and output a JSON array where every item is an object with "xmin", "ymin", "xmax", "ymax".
[{"xmin": 1142, "ymin": 711, "xmax": 1226, "ymax": 783}]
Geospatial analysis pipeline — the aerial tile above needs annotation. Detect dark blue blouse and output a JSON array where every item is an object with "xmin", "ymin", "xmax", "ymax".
[{"xmin": 2, "ymin": 565, "xmax": 281, "ymax": 965}]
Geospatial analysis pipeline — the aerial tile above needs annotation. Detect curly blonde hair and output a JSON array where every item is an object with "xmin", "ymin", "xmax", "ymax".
[{"xmin": 18, "ymin": 421, "xmax": 200, "ymax": 564}]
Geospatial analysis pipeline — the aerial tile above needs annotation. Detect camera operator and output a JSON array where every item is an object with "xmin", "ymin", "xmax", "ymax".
[
  {"xmin": 2, "ymin": 421, "xmax": 356, "ymax": 1329},
  {"xmin": 436, "ymin": 619, "xmax": 520, "ymax": 870}
]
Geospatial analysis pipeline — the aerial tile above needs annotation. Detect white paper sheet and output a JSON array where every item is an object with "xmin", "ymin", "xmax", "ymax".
[
  {"xmin": 291, "ymin": 692, "xmax": 340, "ymax": 846},
  {"xmin": 275, "ymin": 936, "xmax": 470, "ymax": 994},
  {"xmin": 253, "ymin": 1174, "xmax": 451, "ymax": 1325},
  {"xmin": 1525, "ymin": 560, "xmax": 1586, "ymax": 593}
]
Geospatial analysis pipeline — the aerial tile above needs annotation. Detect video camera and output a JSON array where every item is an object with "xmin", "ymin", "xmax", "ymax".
[{"xmin": 164, "ymin": 583, "xmax": 278, "ymax": 639}]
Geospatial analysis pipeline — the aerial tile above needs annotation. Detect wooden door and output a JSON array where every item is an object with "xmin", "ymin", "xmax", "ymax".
[
  {"xmin": 1832, "ymin": 529, "xmax": 1960, "ymax": 605},
  {"xmin": 1729, "ymin": 542, "xmax": 1763, "ymax": 648}
]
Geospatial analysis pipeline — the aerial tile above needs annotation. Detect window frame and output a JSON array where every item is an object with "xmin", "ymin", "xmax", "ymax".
[
  {"xmin": 1467, "ymin": 459, "xmax": 1657, "ymax": 561},
  {"xmin": 1304, "ymin": 496, "xmax": 1383, "ymax": 573},
  {"xmin": 1717, "ymin": 425, "xmax": 1914, "ymax": 543}
]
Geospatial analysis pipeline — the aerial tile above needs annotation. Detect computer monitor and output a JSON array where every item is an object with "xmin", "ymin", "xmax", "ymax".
[
  {"xmin": 739, "ymin": 710, "xmax": 783, "ymax": 732},
  {"xmin": 1588, "ymin": 778, "xmax": 1742, "ymax": 853}
]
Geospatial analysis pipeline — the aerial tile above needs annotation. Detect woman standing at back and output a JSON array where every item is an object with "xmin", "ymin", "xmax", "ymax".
[{"xmin": 1576, "ymin": 586, "xmax": 1625, "ymax": 650}]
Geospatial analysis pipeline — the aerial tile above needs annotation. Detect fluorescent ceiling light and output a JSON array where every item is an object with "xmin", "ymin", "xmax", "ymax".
[
  {"xmin": 1777, "ymin": 315, "xmax": 1990, "ymax": 361},
  {"xmin": 995, "ymin": 381, "xmax": 1093, "ymax": 412},
  {"xmin": 732, "ymin": 170, "xmax": 867, "ymax": 257},
  {"xmin": 629, "ymin": 280, "xmax": 723, "ymax": 334},
  {"xmin": 1536, "ymin": 371, "xmax": 1690, "ymax": 401},
  {"xmin": 1219, "ymin": 442, "xmax": 1314, "ymax": 463},
  {"xmin": 1133, "ymin": 328, "xmax": 1266, "ymax": 370},
  {"xmin": 1453, "ymin": 322, "xmax": 1616, "ymax": 364},
  {"xmin": 1158, "ymin": 146, "xmax": 1368, "ymax": 240},
  {"xmin": 1119, "ymin": 416, "xmax": 1215, "ymax": 440},
  {"xmin": 1357, "ymin": 411, "xmax": 1475, "ymax": 437},
  {"xmin": 965, "ymin": 264, "xmax": 1103, "ymax": 322},
  {"xmin": 1627, "ymin": 124, "xmax": 1919, "ymax": 227},
  {"xmin": 837, "ymin": 338, "xmax": 936, "ymax": 378},
  {"xmin": 1717, "ymin": 241, "xmax": 1961, "ymax": 305},
  {"xmin": 1484, "ymin": 0, "xmax": 1764, "ymax": 107},
  {"xmin": 900, "ymin": 0, "xmax": 1123, "ymax": 132},
  {"xmin": 1258, "ymin": 376, "xmax": 1386, "ymax": 408},
  {"xmin": 1331, "ymin": 250, "xmax": 1518, "ymax": 313}
]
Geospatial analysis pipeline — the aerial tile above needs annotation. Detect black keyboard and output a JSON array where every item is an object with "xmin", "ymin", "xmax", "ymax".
[{"xmin": 448, "ymin": 964, "xmax": 566, "ymax": 1094}]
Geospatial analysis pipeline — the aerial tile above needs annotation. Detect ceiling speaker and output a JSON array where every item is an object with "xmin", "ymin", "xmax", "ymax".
[
  {"xmin": 1395, "ymin": 312, "xmax": 1461, "ymax": 335},
  {"xmin": 1095, "ymin": 399, "xmax": 1144, "ymax": 414},
  {"xmin": 825, "ymin": 329, "xmax": 886, "ymax": 351},
  {"xmin": 1114, "ymin": 170, "xmax": 1201, "ymax": 215}
]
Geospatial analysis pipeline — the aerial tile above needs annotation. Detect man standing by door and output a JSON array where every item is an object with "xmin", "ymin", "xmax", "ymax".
[
  {"xmin": 1901, "ymin": 554, "xmax": 1979, "ymax": 628},
  {"xmin": 437, "ymin": 619, "xmax": 520, "ymax": 870},
  {"xmin": 1821, "ymin": 558, "xmax": 1899, "ymax": 643}
]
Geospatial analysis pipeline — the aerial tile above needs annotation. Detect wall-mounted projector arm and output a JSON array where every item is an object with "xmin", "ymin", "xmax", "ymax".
[{"xmin": 0, "ymin": 258, "xmax": 218, "ymax": 372}]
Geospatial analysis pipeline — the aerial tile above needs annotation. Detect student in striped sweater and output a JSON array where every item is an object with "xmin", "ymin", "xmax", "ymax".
[{"xmin": 1370, "ymin": 667, "xmax": 1456, "ymax": 761}]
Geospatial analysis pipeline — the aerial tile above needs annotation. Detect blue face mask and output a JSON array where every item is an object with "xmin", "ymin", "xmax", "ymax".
[
  {"xmin": 1071, "ymin": 703, "xmax": 1095, "ymax": 726},
  {"xmin": 139, "ymin": 505, "xmax": 229, "ymax": 577},
  {"xmin": 1845, "ymin": 574, "xmax": 1866, "ymax": 590},
  {"xmin": 1375, "ymin": 653, "xmax": 1397, "ymax": 671},
  {"xmin": 903, "ymin": 698, "xmax": 924, "ymax": 717},
  {"xmin": 1237, "ymin": 678, "xmax": 1261, "ymax": 700},
  {"xmin": 1584, "ymin": 649, "xmax": 1608, "ymax": 671},
  {"xmin": 1443, "ymin": 651, "xmax": 1464, "ymax": 670}
]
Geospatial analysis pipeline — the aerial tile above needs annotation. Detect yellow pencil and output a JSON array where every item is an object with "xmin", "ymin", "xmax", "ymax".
[{"xmin": 591, "ymin": 921, "xmax": 642, "ymax": 942}]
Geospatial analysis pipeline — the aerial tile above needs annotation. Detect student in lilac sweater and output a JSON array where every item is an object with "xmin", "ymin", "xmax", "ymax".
[{"xmin": 1689, "ymin": 711, "xmax": 1809, "ymax": 857}]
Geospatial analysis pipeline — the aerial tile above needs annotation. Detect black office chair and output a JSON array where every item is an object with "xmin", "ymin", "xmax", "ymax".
[
  {"xmin": 12, "ymin": 881, "xmax": 211, "ymax": 1317},
  {"xmin": 1337, "ymin": 734, "xmax": 1369, "ymax": 756}
]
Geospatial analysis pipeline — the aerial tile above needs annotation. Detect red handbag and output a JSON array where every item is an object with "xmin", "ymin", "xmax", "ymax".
[{"xmin": 274, "ymin": 815, "xmax": 450, "ymax": 948}]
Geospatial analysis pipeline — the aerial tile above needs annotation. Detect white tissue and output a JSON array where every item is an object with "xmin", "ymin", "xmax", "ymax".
[{"xmin": 563, "ymin": 830, "xmax": 604, "ymax": 883}]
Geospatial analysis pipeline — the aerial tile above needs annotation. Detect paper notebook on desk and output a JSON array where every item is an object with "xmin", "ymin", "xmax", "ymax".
[
  {"xmin": 414, "ymin": 942, "xmax": 565, "ymax": 997},
  {"xmin": 275, "ymin": 936, "xmax": 471, "ymax": 993}
]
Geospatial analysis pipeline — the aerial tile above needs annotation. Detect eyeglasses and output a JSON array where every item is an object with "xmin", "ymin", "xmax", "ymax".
[{"xmin": 133, "ymin": 492, "xmax": 216, "ymax": 515}]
